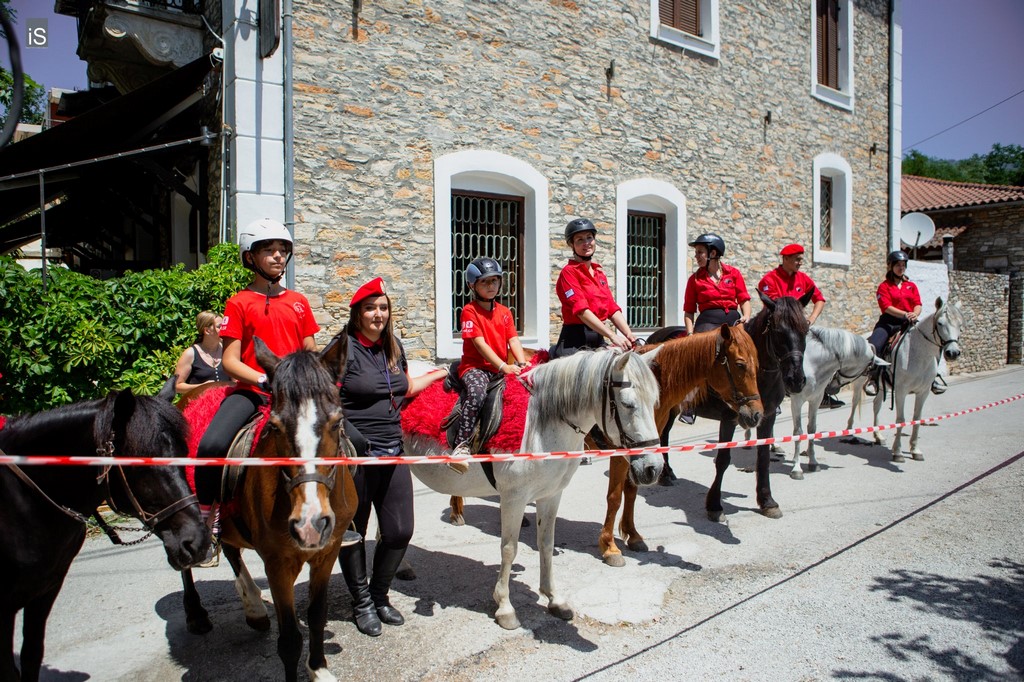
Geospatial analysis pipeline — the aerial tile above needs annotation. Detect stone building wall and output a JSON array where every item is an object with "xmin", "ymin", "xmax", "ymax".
[
  {"xmin": 946, "ymin": 203, "xmax": 1024, "ymax": 274},
  {"xmin": 288, "ymin": 0, "xmax": 894, "ymax": 356},
  {"xmin": 948, "ymin": 270, "xmax": 1009, "ymax": 374}
]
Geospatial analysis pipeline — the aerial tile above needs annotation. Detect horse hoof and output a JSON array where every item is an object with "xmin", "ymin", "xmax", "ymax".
[
  {"xmin": 521, "ymin": 516, "xmax": 530, "ymax": 528},
  {"xmin": 912, "ymin": 453, "xmax": 924, "ymax": 461},
  {"xmin": 627, "ymin": 540, "xmax": 649, "ymax": 553},
  {"xmin": 548, "ymin": 603, "xmax": 574, "ymax": 621},
  {"xmin": 449, "ymin": 514, "xmax": 465, "ymax": 527},
  {"xmin": 495, "ymin": 612, "xmax": 521, "ymax": 630},
  {"xmin": 790, "ymin": 470, "xmax": 804, "ymax": 480},
  {"xmin": 186, "ymin": 615, "xmax": 213, "ymax": 635},
  {"xmin": 658, "ymin": 475, "xmax": 674, "ymax": 487},
  {"xmin": 807, "ymin": 463, "xmax": 818, "ymax": 472},
  {"xmin": 893, "ymin": 454, "xmax": 905, "ymax": 463},
  {"xmin": 247, "ymin": 614, "xmax": 272, "ymax": 632},
  {"xmin": 761, "ymin": 506, "xmax": 783, "ymax": 520},
  {"xmin": 308, "ymin": 666, "xmax": 338, "ymax": 682},
  {"xmin": 707, "ymin": 510, "xmax": 723, "ymax": 523},
  {"xmin": 603, "ymin": 553, "xmax": 626, "ymax": 568}
]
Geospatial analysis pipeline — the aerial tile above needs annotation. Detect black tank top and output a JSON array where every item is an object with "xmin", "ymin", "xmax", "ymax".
[{"xmin": 187, "ymin": 345, "xmax": 226, "ymax": 384}]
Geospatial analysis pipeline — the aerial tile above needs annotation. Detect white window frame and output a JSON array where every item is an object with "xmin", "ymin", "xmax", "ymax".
[
  {"xmin": 615, "ymin": 179, "xmax": 688, "ymax": 329},
  {"xmin": 649, "ymin": 0, "xmax": 720, "ymax": 61},
  {"xmin": 812, "ymin": 153, "xmax": 853, "ymax": 266},
  {"xmin": 434, "ymin": 151, "xmax": 550, "ymax": 359},
  {"xmin": 810, "ymin": 0, "xmax": 855, "ymax": 111}
]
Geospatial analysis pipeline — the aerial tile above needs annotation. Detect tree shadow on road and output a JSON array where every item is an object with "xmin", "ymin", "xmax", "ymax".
[{"xmin": 833, "ymin": 558, "xmax": 1024, "ymax": 680}]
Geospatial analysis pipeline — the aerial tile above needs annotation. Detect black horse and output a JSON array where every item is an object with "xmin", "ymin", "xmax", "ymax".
[
  {"xmin": 0, "ymin": 377, "xmax": 209, "ymax": 682},
  {"xmin": 650, "ymin": 292, "xmax": 810, "ymax": 521}
]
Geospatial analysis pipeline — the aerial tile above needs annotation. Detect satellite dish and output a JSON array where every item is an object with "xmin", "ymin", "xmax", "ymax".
[{"xmin": 899, "ymin": 213, "xmax": 936, "ymax": 253}]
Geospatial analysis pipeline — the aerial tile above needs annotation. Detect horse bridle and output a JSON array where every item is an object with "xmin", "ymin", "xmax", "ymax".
[
  {"xmin": 757, "ymin": 314, "xmax": 804, "ymax": 379},
  {"xmin": 713, "ymin": 334, "xmax": 761, "ymax": 409},
  {"xmin": 5, "ymin": 433, "xmax": 200, "ymax": 545},
  {"xmin": 916, "ymin": 314, "xmax": 960, "ymax": 354},
  {"xmin": 280, "ymin": 466, "xmax": 337, "ymax": 493},
  {"xmin": 600, "ymin": 359, "xmax": 660, "ymax": 449}
]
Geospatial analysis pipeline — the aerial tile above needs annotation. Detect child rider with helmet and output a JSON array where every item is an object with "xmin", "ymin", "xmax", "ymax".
[{"xmin": 449, "ymin": 257, "xmax": 528, "ymax": 473}]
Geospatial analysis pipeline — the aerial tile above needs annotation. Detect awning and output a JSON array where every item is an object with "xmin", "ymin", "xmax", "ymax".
[{"xmin": 0, "ymin": 54, "xmax": 218, "ymax": 253}]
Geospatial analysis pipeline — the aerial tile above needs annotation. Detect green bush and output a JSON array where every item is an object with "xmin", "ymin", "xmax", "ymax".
[{"xmin": 0, "ymin": 243, "xmax": 250, "ymax": 414}]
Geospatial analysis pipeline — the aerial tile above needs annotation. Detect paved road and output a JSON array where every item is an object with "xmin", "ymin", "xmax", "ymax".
[{"xmin": 18, "ymin": 366, "xmax": 1024, "ymax": 681}]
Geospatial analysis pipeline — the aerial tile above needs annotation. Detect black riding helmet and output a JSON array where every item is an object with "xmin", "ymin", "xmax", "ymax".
[
  {"xmin": 688, "ymin": 233, "xmax": 726, "ymax": 260},
  {"xmin": 887, "ymin": 250, "xmax": 909, "ymax": 267},
  {"xmin": 564, "ymin": 218, "xmax": 597, "ymax": 244},
  {"xmin": 466, "ymin": 257, "xmax": 503, "ymax": 285}
]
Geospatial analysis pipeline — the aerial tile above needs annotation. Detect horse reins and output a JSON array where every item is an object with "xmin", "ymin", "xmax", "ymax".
[{"xmin": 4, "ymin": 433, "xmax": 200, "ymax": 546}]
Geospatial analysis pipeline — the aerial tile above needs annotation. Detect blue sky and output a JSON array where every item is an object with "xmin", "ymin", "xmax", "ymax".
[{"xmin": 3, "ymin": 0, "xmax": 1023, "ymax": 162}]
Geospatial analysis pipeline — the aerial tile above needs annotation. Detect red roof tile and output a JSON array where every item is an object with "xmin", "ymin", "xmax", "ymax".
[{"xmin": 902, "ymin": 175, "xmax": 1024, "ymax": 212}]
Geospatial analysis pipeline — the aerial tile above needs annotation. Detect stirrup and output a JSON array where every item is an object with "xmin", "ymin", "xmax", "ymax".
[
  {"xmin": 863, "ymin": 380, "xmax": 878, "ymax": 397},
  {"xmin": 341, "ymin": 527, "xmax": 362, "ymax": 548},
  {"xmin": 931, "ymin": 376, "xmax": 948, "ymax": 395},
  {"xmin": 678, "ymin": 408, "xmax": 696, "ymax": 425},
  {"xmin": 197, "ymin": 536, "xmax": 220, "ymax": 568}
]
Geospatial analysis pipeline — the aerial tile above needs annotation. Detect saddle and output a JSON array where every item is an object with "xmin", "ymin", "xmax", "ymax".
[
  {"xmin": 219, "ymin": 410, "xmax": 264, "ymax": 505},
  {"xmin": 440, "ymin": 361, "xmax": 507, "ymax": 452}
]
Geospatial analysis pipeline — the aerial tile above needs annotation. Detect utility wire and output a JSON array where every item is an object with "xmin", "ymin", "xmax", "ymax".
[{"xmin": 903, "ymin": 86, "xmax": 1024, "ymax": 152}]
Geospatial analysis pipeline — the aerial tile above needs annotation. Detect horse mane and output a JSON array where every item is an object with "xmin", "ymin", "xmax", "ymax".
[
  {"xmin": 640, "ymin": 331, "xmax": 723, "ymax": 405},
  {"xmin": 270, "ymin": 350, "xmax": 340, "ymax": 414},
  {"xmin": 525, "ymin": 350, "xmax": 658, "ymax": 428},
  {"xmin": 808, "ymin": 326, "xmax": 862, "ymax": 358},
  {"xmin": 748, "ymin": 296, "xmax": 810, "ymax": 341}
]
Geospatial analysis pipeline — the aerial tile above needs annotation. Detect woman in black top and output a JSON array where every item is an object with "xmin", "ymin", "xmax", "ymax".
[
  {"xmin": 336, "ymin": 278, "xmax": 444, "ymax": 637},
  {"xmin": 173, "ymin": 310, "xmax": 229, "ymax": 395}
]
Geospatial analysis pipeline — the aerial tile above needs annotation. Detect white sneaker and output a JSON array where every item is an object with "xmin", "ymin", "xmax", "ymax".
[{"xmin": 448, "ymin": 442, "xmax": 471, "ymax": 474}]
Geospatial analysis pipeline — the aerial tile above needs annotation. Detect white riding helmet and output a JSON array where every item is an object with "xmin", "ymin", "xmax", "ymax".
[{"xmin": 238, "ymin": 218, "xmax": 293, "ymax": 263}]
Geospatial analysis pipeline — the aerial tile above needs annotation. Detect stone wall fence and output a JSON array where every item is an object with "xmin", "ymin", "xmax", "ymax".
[{"xmin": 948, "ymin": 270, "xmax": 1010, "ymax": 374}]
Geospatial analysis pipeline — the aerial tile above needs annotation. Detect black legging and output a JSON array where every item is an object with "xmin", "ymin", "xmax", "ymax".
[
  {"xmin": 351, "ymin": 461, "xmax": 414, "ymax": 552},
  {"xmin": 694, "ymin": 308, "xmax": 740, "ymax": 333},
  {"xmin": 868, "ymin": 314, "xmax": 905, "ymax": 356},
  {"xmin": 195, "ymin": 389, "xmax": 265, "ymax": 505}
]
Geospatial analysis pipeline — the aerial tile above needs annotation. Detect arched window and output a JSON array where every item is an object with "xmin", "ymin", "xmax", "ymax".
[
  {"xmin": 434, "ymin": 151, "xmax": 550, "ymax": 359},
  {"xmin": 615, "ymin": 179, "xmax": 688, "ymax": 331},
  {"xmin": 812, "ymin": 153, "xmax": 853, "ymax": 266}
]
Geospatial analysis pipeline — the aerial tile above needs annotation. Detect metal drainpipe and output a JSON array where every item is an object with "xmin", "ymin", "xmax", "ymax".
[
  {"xmin": 887, "ymin": 0, "xmax": 902, "ymax": 253},
  {"xmin": 283, "ymin": 0, "xmax": 295, "ymax": 287}
]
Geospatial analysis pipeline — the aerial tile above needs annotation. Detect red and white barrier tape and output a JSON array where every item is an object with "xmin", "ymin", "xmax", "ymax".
[{"xmin": 2, "ymin": 392, "xmax": 1022, "ymax": 468}]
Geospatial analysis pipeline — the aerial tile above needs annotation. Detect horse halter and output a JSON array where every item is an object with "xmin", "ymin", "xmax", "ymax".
[
  {"xmin": 600, "ymin": 358, "xmax": 660, "ymax": 449},
  {"xmin": 714, "ymin": 335, "xmax": 761, "ymax": 408}
]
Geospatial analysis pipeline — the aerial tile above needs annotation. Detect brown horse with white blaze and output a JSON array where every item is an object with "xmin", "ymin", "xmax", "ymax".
[
  {"xmin": 178, "ymin": 339, "xmax": 359, "ymax": 682},
  {"xmin": 599, "ymin": 324, "xmax": 763, "ymax": 566}
]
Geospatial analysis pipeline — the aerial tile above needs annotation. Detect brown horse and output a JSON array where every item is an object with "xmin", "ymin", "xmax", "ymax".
[
  {"xmin": 599, "ymin": 324, "xmax": 763, "ymax": 565},
  {"xmin": 178, "ymin": 339, "xmax": 358, "ymax": 682}
]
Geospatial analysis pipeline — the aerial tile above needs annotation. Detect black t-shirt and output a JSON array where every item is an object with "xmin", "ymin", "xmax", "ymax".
[{"xmin": 339, "ymin": 333, "xmax": 409, "ymax": 448}]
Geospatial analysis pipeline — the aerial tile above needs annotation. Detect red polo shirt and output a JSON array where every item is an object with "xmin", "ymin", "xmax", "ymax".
[
  {"xmin": 459, "ymin": 301, "xmax": 518, "ymax": 376},
  {"xmin": 876, "ymin": 278, "xmax": 922, "ymax": 314},
  {"xmin": 757, "ymin": 266, "xmax": 825, "ymax": 303},
  {"xmin": 556, "ymin": 260, "xmax": 622, "ymax": 324},
  {"xmin": 683, "ymin": 264, "xmax": 750, "ymax": 315}
]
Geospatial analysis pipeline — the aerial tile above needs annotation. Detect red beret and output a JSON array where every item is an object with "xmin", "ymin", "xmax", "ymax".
[
  {"xmin": 350, "ymin": 277, "xmax": 387, "ymax": 307},
  {"xmin": 780, "ymin": 243, "xmax": 805, "ymax": 256}
]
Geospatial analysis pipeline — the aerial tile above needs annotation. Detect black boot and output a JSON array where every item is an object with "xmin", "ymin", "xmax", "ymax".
[
  {"xmin": 370, "ymin": 545, "xmax": 407, "ymax": 626},
  {"xmin": 338, "ymin": 541, "xmax": 381, "ymax": 636}
]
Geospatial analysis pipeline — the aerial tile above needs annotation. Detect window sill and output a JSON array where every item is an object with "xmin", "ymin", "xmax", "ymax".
[
  {"xmin": 812, "ymin": 84, "xmax": 854, "ymax": 112},
  {"xmin": 654, "ymin": 25, "xmax": 719, "ymax": 60}
]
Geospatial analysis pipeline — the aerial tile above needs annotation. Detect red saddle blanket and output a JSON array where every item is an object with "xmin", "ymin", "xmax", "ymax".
[
  {"xmin": 401, "ymin": 352, "xmax": 548, "ymax": 453},
  {"xmin": 180, "ymin": 386, "xmax": 271, "ymax": 494}
]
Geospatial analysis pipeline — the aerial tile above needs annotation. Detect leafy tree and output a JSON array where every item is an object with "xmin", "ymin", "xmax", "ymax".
[
  {"xmin": 903, "ymin": 144, "xmax": 1024, "ymax": 187},
  {"xmin": 0, "ymin": 243, "xmax": 251, "ymax": 414},
  {"xmin": 0, "ymin": 0, "xmax": 47, "ymax": 128}
]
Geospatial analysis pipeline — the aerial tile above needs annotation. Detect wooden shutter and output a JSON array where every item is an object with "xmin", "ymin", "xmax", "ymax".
[
  {"xmin": 660, "ymin": 0, "xmax": 701, "ymax": 37},
  {"xmin": 816, "ymin": 0, "xmax": 839, "ymax": 89}
]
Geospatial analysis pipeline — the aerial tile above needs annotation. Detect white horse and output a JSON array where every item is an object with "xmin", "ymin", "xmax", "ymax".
[
  {"xmin": 404, "ymin": 348, "xmax": 662, "ymax": 630},
  {"xmin": 847, "ymin": 297, "xmax": 963, "ymax": 462},
  {"xmin": 788, "ymin": 326, "xmax": 886, "ymax": 479}
]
